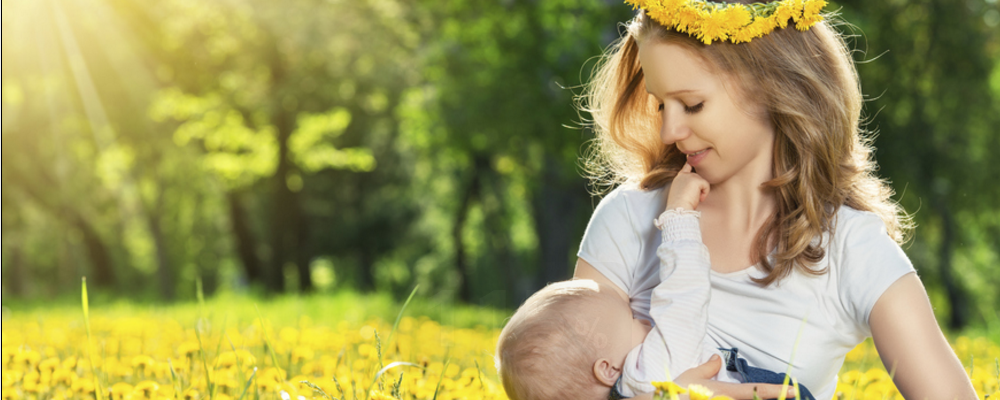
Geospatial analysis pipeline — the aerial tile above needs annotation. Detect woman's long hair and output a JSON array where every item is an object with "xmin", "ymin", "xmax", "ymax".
[{"xmin": 579, "ymin": 3, "xmax": 912, "ymax": 285}]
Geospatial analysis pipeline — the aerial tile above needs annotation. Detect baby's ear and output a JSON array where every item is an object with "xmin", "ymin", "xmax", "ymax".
[{"xmin": 592, "ymin": 358, "xmax": 621, "ymax": 387}]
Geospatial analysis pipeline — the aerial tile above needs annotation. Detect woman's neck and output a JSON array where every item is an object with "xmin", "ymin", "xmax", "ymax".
[{"xmin": 701, "ymin": 170, "xmax": 776, "ymax": 235}]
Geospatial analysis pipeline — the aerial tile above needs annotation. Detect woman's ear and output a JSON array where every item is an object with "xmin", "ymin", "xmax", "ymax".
[{"xmin": 592, "ymin": 358, "xmax": 621, "ymax": 387}]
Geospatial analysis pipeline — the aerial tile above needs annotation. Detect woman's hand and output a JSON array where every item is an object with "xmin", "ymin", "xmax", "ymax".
[
  {"xmin": 674, "ymin": 355, "xmax": 799, "ymax": 399},
  {"xmin": 666, "ymin": 163, "xmax": 710, "ymax": 211}
]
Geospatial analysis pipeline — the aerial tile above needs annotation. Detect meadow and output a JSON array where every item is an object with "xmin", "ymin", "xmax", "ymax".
[{"xmin": 2, "ymin": 287, "xmax": 998, "ymax": 400}]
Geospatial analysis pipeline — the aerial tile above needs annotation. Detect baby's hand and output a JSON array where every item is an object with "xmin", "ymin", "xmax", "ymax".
[{"xmin": 665, "ymin": 163, "xmax": 710, "ymax": 211}]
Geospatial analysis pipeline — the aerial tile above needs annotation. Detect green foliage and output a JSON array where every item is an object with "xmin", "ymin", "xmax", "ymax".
[
  {"xmin": 292, "ymin": 109, "xmax": 375, "ymax": 174},
  {"xmin": 1, "ymin": 0, "xmax": 998, "ymax": 329},
  {"xmin": 151, "ymin": 88, "xmax": 278, "ymax": 189},
  {"xmin": 837, "ymin": 0, "xmax": 1000, "ymax": 328}
]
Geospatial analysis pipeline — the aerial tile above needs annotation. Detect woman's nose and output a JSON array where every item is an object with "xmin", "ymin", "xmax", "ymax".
[{"xmin": 660, "ymin": 109, "xmax": 691, "ymax": 145}]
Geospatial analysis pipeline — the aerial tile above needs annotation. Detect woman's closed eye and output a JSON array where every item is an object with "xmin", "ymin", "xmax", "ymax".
[
  {"xmin": 657, "ymin": 102, "xmax": 704, "ymax": 114},
  {"xmin": 684, "ymin": 102, "xmax": 704, "ymax": 114}
]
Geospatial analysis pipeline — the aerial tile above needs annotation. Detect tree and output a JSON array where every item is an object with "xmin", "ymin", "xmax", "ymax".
[{"xmin": 839, "ymin": 0, "xmax": 1000, "ymax": 328}]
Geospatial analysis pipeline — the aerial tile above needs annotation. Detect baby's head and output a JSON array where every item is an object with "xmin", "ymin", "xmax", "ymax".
[{"xmin": 495, "ymin": 279, "xmax": 650, "ymax": 400}]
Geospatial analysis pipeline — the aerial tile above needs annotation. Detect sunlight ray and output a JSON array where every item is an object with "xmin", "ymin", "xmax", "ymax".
[
  {"xmin": 50, "ymin": 0, "xmax": 141, "ymax": 226},
  {"xmin": 50, "ymin": 0, "xmax": 115, "ymax": 153}
]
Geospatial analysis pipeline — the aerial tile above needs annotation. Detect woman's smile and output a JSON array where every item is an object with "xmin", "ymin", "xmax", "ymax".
[{"xmin": 683, "ymin": 148, "xmax": 712, "ymax": 167}]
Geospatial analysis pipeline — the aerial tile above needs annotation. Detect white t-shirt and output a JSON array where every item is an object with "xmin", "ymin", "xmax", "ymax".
[{"xmin": 578, "ymin": 184, "xmax": 915, "ymax": 400}]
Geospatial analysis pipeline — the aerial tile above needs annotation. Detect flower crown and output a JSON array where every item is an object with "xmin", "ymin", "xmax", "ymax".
[{"xmin": 626, "ymin": 0, "xmax": 828, "ymax": 45}]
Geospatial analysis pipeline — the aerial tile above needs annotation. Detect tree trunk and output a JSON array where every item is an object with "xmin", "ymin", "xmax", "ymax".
[
  {"xmin": 265, "ymin": 42, "xmax": 292, "ymax": 294},
  {"xmin": 295, "ymin": 211, "xmax": 314, "ymax": 293},
  {"xmin": 147, "ymin": 211, "xmax": 174, "ymax": 300},
  {"xmin": 227, "ymin": 191, "xmax": 265, "ymax": 285},
  {"xmin": 452, "ymin": 156, "xmax": 486, "ymax": 303},
  {"xmin": 359, "ymin": 249, "xmax": 376, "ymax": 292},
  {"xmin": 146, "ymin": 189, "xmax": 174, "ymax": 300},
  {"xmin": 267, "ymin": 130, "xmax": 292, "ymax": 294},
  {"xmin": 71, "ymin": 213, "xmax": 116, "ymax": 288},
  {"xmin": 3, "ymin": 166, "xmax": 117, "ymax": 288},
  {"xmin": 5, "ymin": 247, "xmax": 25, "ymax": 296},
  {"xmin": 935, "ymin": 199, "xmax": 969, "ymax": 330},
  {"xmin": 532, "ymin": 155, "xmax": 585, "ymax": 296},
  {"xmin": 482, "ymin": 168, "xmax": 515, "ymax": 307}
]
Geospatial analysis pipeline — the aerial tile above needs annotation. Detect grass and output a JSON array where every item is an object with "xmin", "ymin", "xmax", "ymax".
[{"xmin": 2, "ymin": 288, "xmax": 997, "ymax": 400}]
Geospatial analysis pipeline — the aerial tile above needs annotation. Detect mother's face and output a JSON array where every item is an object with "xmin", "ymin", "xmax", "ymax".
[{"xmin": 637, "ymin": 40, "xmax": 775, "ymax": 186}]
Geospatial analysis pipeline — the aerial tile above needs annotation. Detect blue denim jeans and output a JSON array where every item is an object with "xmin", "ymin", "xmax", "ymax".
[{"xmin": 718, "ymin": 348, "xmax": 816, "ymax": 400}]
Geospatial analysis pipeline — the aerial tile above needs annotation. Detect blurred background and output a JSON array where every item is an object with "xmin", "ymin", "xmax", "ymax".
[{"xmin": 2, "ymin": 0, "xmax": 998, "ymax": 331}]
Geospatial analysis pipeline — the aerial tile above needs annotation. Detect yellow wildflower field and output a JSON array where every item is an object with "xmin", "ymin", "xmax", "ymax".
[{"xmin": 1, "ymin": 293, "xmax": 997, "ymax": 400}]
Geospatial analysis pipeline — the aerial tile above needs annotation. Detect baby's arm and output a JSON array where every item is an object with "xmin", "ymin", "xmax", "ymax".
[{"xmin": 617, "ymin": 164, "xmax": 713, "ymax": 396}]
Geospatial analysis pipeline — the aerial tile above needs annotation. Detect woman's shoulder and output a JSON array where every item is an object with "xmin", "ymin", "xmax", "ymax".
[
  {"xmin": 826, "ymin": 204, "xmax": 913, "ymax": 279},
  {"xmin": 826, "ymin": 206, "xmax": 914, "ymax": 331},
  {"xmin": 830, "ymin": 205, "xmax": 892, "ymax": 242},
  {"xmin": 585, "ymin": 183, "xmax": 667, "ymax": 239},
  {"xmin": 594, "ymin": 182, "xmax": 667, "ymax": 212}
]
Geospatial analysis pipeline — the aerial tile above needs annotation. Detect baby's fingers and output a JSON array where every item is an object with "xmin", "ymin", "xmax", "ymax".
[{"xmin": 681, "ymin": 163, "xmax": 693, "ymax": 174}]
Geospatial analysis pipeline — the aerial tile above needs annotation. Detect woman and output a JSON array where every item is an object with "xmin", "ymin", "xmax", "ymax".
[{"xmin": 573, "ymin": 1, "xmax": 978, "ymax": 399}]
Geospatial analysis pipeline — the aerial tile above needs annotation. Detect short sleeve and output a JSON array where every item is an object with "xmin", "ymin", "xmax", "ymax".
[
  {"xmin": 577, "ymin": 188, "xmax": 643, "ymax": 294},
  {"xmin": 836, "ymin": 209, "xmax": 916, "ymax": 336}
]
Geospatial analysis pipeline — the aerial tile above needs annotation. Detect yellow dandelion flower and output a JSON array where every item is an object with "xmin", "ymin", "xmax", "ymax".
[
  {"xmin": 369, "ymin": 390, "xmax": 396, "ymax": 400},
  {"xmin": 51, "ymin": 369, "xmax": 76, "ymax": 386},
  {"xmin": 788, "ymin": 0, "xmax": 806, "ymax": 24},
  {"xmin": 23, "ymin": 371, "xmax": 40, "ymax": 384},
  {"xmin": 358, "ymin": 343, "xmax": 377, "ymax": 359},
  {"xmin": 795, "ymin": 0, "xmax": 825, "ymax": 32},
  {"xmin": 688, "ymin": 384, "xmax": 715, "ymax": 400},
  {"xmin": 71, "ymin": 377, "xmax": 95, "ymax": 394},
  {"xmin": 109, "ymin": 382, "xmax": 135, "ymax": 400},
  {"xmin": 661, "ymin": 0, "xmax": 687, "ymax": 12},
  {"xmin": 771, "ymin": 2, "xmax": 794, "ymax": 29},
  {"xmin": 648, "ymin": 8, "xmax": 674, "ymax": 27},
  {"xmin": 445, "ymin": 363, "xmax": 461, "ymax": 378},
  {"xmin": 182, "ymin": 388, "xmax": 200, "ymax": 400},
  {"xmin": 291, "ymin": 346, "xmax": 315, "ymax": 364},
  {"xmin": 132, "ymin": 355, "xmax": 156, "ymax": 370},
  {"xmin": 653, "ymin": 380, "xmax": 688, "ymax": 395},
  {"xmin": 133, "ymin": 381, "xmax": 161, "ymax": 399},
  {"xmin": 177, "ymin": 341, "xmax": 201, "ymax": 357},
  {"xmin": 1, "ymin": 370, "xmax": 18, "ymax": 388},
  {"xmin": 14, "ymin": 348, "xmax": 41, "ymax": 367},
  {"xmin": 673, "ymin": 6, "xmax": 702, "ymax": 34},
  {"xmin": 721, "ymin": 5, "xmax": 752, "ymax": 30},
  {"xmin": 731, "ymin": 25, "xmax": 758, "ymax": 43},
  {"xmin": 39, "ymin": 357, "xmax": 61, "ymax": 374},
  {"xmin": 795, "ymin": 14, "xmax": 822, "ymax": 31},
  {"xmin": 214, "ymin": 351, "xmax": 239, "ymax": 368},
  {"xmin": 698, "ymin": 8, "xmax": 730, "ymax": 44},
  {"xmin": 803, "ymin": 0, "xmax": 826, "ymax": 16},
  {"xmin": 23, "ymin": 379, "xmax": 49, "ymax": 393},
  {"xmin": 863, "ymin": 368, "xmax": 888, "ymax": 383}
]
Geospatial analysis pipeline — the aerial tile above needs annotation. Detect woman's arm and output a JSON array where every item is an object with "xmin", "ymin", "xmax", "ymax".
[
  {"xmin": 574, "ymin": 258, "xmax": 631, "ymax": 303},
  {"xmin": 869, "ymin": 272, "xmax": 977, "ymax": 400}
]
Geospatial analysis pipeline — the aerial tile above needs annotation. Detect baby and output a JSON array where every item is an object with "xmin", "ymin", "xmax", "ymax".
[
  {"xmin": 495, "ymin": 163, "xmax": 714, "ymax": 399},
  {"xmin": 494, "ymin": 216, "xmax": 709, "ymax": 400},
  {"xmin": 495, "ymin": 165, "xmax": 815, "ymax": 400}
]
